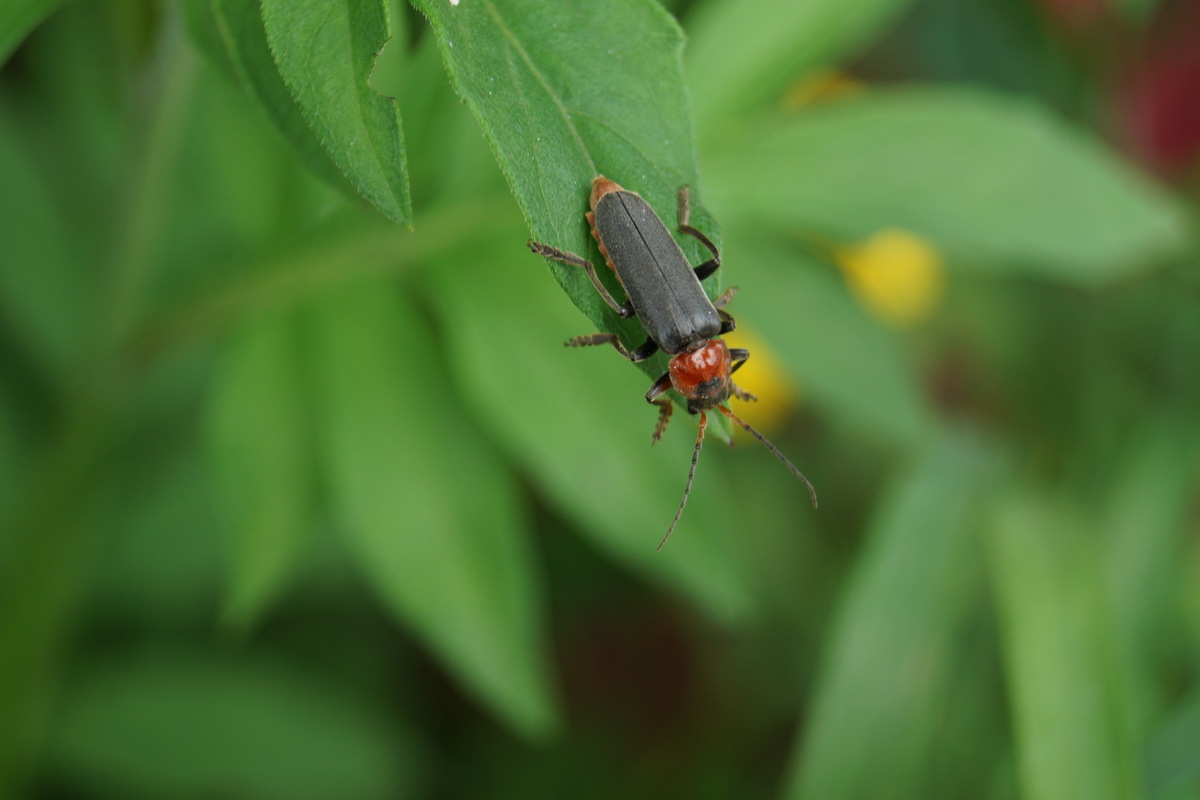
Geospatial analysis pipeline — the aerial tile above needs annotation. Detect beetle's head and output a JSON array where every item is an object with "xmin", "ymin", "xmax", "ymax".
[
  {"xmin": 668, "ymin": 339, "xmax": 732, "ymax": 413},
  {"xmin": 656, "ymin": 355, "xmax": 819, "ymax": 550}
]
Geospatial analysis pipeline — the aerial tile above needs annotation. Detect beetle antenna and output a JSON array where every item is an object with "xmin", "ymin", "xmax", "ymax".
[
  {"xmin": 719, "ymin": 406, "xmax": 818, "ymax": 508},
  {"xmin": 658, "ymin": 411, "xmax": 708, "ymax": 551}
]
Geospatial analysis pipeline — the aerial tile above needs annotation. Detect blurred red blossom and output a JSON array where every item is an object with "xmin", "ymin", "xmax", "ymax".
[{"xmin": 1116, "ymin": 1, "xmax": 1200, "ymax": 176}]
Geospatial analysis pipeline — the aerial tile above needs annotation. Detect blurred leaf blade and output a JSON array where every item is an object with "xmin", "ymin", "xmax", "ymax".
[
  {"xmin": 987, "ymin": 491, "xmax": 1144, "ymax": 800},
  {"xmin": 707, "ymin": 88, "xmax": 1191, "ymax": 284},
  {"xmin": 45, "ymin": 651, "xmax": 420, "ymax": 799},
  {"xmin": 303, "ymin": 281, "xmax": 557, "ymax": 739},
  {"xmin": 1102, "ymin": 420, "xmax": 1200, "ymax": 744},
  {"xmin": 259, "ymin": 0, "xmax": 411, "ymax": 222},
  {"xmin": 685, "ymin": 0, "xmax": 913, "ymax": 129},
  {"xmin": 206, "ymin": 312, "xmax": 315, "ymax": 629},
  {"xmin": 408, "ymin": 0, "xmax": 720, "ymax": 378},
  {"xmin": 733, "ymin": 241, "xmax": 933, "ymax": 447},
  {"xmin": 1145, "ymin": 688, "xmax": 1200, "ymax": 798},
  {"xmin": 180, "ymin": 0, "xmax": 239, "ymax": 78},
  {"xmin": 0, "ymin": 0, "xmax": 66, "ymax": 65},
  {"xmin": 88, "ymin": 449, "xmax": 225, "ymax": 626},
  {"xmin": 180, "ymin": 0, "xmax": 359, "ymax": 194},
  {"xmin": 785, "ymin": 429, "xmax": 998, "ymax": 799},
  {"xmin": 0, "ymin": 112, "xmax": 87, "ymax": 376}
]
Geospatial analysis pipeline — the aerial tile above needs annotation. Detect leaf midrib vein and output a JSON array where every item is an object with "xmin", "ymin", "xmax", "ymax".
[{"xmin": 480, "ymin": 0, "xmax": 595, "ymax": 175}]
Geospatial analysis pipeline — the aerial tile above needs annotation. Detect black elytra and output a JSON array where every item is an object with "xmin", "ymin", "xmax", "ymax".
[{"xmin": 589, "ymin": 187, "xmax": 723, "ymax": 356}]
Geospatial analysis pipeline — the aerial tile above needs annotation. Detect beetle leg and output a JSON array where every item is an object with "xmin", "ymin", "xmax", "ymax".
[
  {"xmin": 646, "ymin": 373, "xmax": 674, "ymax": 444},
  {"xmin": 691, "ymin": 253, "xmax": 722, "ymax": 282},
  {"xmin": 729, "ymin": 348, "xmax": 750, "ymax": 374},
  {"xmin": 730, "ymin": 383, "xmax": 758, "ymax": 403},
  {"xmin": 566, "ymin": 333, "xmax": 658, "ymax": 363},
  {"xmin": 715, "ymin": 288, "xmax": 740, "ymax": 333},
  {"xmin": 528, "ymin": 239, "xmax": 627, "ymax": 317},
  {"xmin": 565, "ymin": 332, "xmax": 630, "ymax": 359},
  {"xmin": 527, "ymin": 239, "xmax": 587, "ymax": 267},
  {"xmin": 650, "ymin": 398, "xmax": 673, "ymax": 444},
  {"xmin": 677, "ymin": 186, "xmax": 722, "ymax": 280},
  {"xmin": 727, "ymin": 348, "xmax": 757, "ymax": 406},
  {"xmin": 631, "ymin": 337, "xmax": 660, "ymax": 361}
]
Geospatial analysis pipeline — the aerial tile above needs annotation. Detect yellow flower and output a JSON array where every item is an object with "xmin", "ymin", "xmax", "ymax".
[
  {"xmin": 835, "ymin": 229, "xmax": 945, "ymax": 328},
  {"xmin": 721, "ymin": 324, "xmax": 799, "ymax": 436},
  {"xmin": 782, "ymin": 70, "xmax": 864, "ymax": 111}
]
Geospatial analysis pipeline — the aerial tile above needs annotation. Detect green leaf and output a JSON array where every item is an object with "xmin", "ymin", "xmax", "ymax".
[
  {"xmin": 45, "ymin": 650, "xmax": 419, "ymax": 800},
  {"xmin": 785, "ymin": 430, "xmax": 998, "ymax": 799},
  {"xmin": 302, "ymin": 281, "xmax": 557, "ymax": 739},
  {"xmin": 0, "ymin": 391, "xmax": 20, "ymax": 551},
  {"xmin": 88, "ymin": 452, "xmax": 224, "ymax": 626},
  {"xmin": 0, "ymin": 112, "xmax": 86, "ymax": 376},
  {"xmin": 181, "ymin": 0, "xmax": 359, "ymax": 194},
  {"xmin": 206, "ymin": 312, "xmax": 315, "ymax": 629},
  {"xmin": 425, "ymin": 233, "xmax": 762, "ymax": 625},
  {"xmin": 1145, "ymin": 688, "xmax": 1200, "ymax": 798},
  {"xmin": 1102, "ymin": 420, "xmax": 1200, "ymax": 739},
  {"xmin": 180, "ymin": 0, "xmax": 239, "ymax": 79},
  {"xmin": 259, "ymin": 0, "xmax": 411, "ymax": 222},
  {"xmin": 408, "ymin": 0, "xmax": 720, "ymax": 388},
  {"xmin": 0, "ymin": 0, "xmax": 66, "ymax": 66},
  {"xmin": 706, "ymin": 88, "xmax": 1190, "ymax": 284},
  {"xmin": 987, "ymin": 491, "xmax": 1144, "ymax": 800},
  {"xmin": 731, "ymin": 240, "xmax": 933, "ymax": 447},
  {"xmin": 685, "ymin": 0, "xmax": 913, "ymax": 129}
]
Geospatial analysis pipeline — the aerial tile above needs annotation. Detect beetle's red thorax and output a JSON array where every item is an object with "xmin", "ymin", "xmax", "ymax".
[{"xmin": 669, "ymin": 339, "xmax": 732, "ymax": 410}]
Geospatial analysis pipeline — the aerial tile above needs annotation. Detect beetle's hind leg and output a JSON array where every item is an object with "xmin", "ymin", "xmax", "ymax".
[
  {"xmin": 566, "ymin": 333, "xmax": 658, "ymax": 364},
  {"xmin": 528, "ymin": 239, "xmax": 633, "ymax": 318},
  {"xmin": 676, "ymin": 186, "xmax": 721, "ymax": 281}
]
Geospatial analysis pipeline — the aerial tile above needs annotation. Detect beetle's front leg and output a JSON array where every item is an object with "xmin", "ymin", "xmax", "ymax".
[
  {"xmin": 727, "ymin": 349, "xmax": 757, "ymax": 401},
  {"xmin": 646, "ymin": 372, "xmax": 673, "ymax": 443},
  {"xmin": 730, "ymin": 383, "xmax": 758, "ymax": 402},
  {"xmin": 729, "ymin": 348, "xmax": 750, "ymax": 373}
]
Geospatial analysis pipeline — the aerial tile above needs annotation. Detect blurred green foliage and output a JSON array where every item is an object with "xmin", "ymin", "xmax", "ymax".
[{"xmin": 1, "ymin": 0, "xmax": 1199, "ymax": 798}]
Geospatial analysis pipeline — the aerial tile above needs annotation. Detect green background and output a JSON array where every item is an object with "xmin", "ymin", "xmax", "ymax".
[{"xmin": 1, "ymin": 0, "xmax": 1198, "ymax": 797}]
